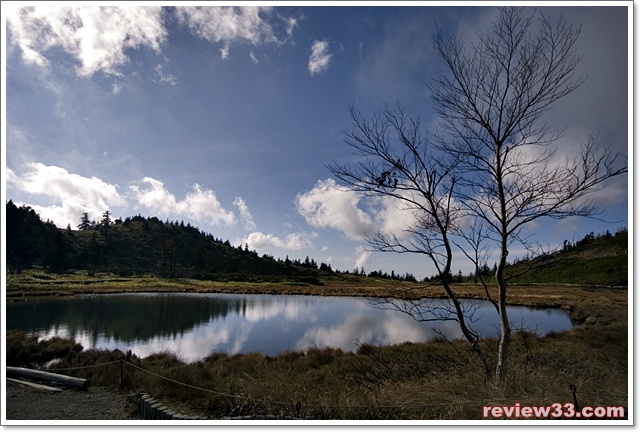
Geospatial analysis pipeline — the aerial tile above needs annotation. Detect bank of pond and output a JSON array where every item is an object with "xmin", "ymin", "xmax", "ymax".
[{"xmin": 6, "ymin": 292, "xmax": 574, "ymax": 362}]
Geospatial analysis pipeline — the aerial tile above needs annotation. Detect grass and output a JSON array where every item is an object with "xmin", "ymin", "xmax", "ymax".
[
  {"xmin": 5, "ymin": 270, "xmax": 629, "ymax": 420},
  {"xmin": 5, "ymin": 269, "xmax": 628, "ymax": 307}
]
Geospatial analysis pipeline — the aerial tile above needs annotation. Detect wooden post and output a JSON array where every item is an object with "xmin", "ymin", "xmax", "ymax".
[
  {"xmin": 142, "ymin": 395, "xmax": 154, "ymax": 419},
  {"xmin": 150, "ymin": 402, "xmax": 161, "ymax": 420},
  {"xmin": 119, "ymin": 357, "xmax": 124, "ymax": 390}
]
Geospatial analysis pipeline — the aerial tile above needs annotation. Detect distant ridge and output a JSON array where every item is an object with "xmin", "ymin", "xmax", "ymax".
[{"xmin": 6, "ymin": 200, "xmax": 628, "ymax": 286}]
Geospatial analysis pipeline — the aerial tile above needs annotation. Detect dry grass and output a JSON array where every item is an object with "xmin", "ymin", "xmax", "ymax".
[{"xmin": 6, "ymin": 270, "xmax": 628, "ymax": 309}]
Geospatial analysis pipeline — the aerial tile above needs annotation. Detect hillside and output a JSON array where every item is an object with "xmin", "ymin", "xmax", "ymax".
[
  {"xmin": 5, "ymin": 200, "xmax": 629, "ymax": 286},
  {"xmin": 5, "ymin": 201, "xmax": 337, "ymax": 284},
  {"xmin": 504, "ymin": 229, "xmax": 628, "ymax": 287}
]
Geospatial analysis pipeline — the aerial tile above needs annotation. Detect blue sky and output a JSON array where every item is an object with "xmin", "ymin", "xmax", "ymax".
[{"xmin": 2, "ymin": 3, "xmax": 631, "ymax": 279}]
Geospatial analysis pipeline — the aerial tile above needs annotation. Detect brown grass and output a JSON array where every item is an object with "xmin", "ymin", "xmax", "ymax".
[{"xmin": 6, "ymin": 270, "xmax": 628, "ymax": 309}]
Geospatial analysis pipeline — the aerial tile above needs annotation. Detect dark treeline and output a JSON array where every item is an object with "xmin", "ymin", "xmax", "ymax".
[
  {"xmin": 5, "ymin": 200, "xmax": 331, "ymax": 282},
  {"xmin": 5, "ymin": 200, "xmax": 421, "ymax": 283}
]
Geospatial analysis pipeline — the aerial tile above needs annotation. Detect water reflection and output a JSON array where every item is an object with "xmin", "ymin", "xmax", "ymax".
[{"xmin": 6, "ymin": 293, "xmax": 574, "ymax": 363}]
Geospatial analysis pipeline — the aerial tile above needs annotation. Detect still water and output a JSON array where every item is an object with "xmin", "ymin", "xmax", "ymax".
[{"xmin": 6, "ymin": 292, "xmax": 574, "ymax": 363}]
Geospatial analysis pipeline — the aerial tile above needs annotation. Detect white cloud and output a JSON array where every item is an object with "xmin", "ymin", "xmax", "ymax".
[
  {"xmin": 6, "ymin": 5, "xmax": 166, "ymax": 77},
  {"xmin": 242, "ymin": 231, "xmax": 317, "ymax": 251},
  {"xmin": 129, "ymin": 177, "xmax": 235, "ymax": 226},
  {"xmin": 6, "ymin": 5, "xmax": 300, "ymax": 80},
  {"xmin": 219, "ymin": 43, "xmax": 231, "ymax": 60},
  {"xmin": 284, "ymin": 16, "xmax": 299, "ymax": 38},
  {"xmin": 233, "ymin": 196, "xmax": 257, "ymax": 231},
  {"xmin": 6, "ymin": 162, "xmax": 124, "ymax": 227},
  {"xmin": 112, "ymin": 82, "xmax": 123, "ymax": 95},
  {"xmin": 490, "ymin": 130, "xmax": 628, "ymax": 218},
  {"xmin": 354, "ymin": 245, "xmax": 371, "ymax": 272},
  {"xmin": 295, "ymin": 179, "xmax": 377, "ymax": 240},
  {"xmin": 175, "ymin": 6, "xmax": 281, "ymax": 60},
  {"xmin": 308, "ymin": 40, "xmax": 332, "ymax": 75},
  {"xmin": 374, "ymin": 194, "xmax": 419, "ymax": 238},
  {"xmin": 6, "ymin": 164, "xmax": 241, "ymax": 230},
  {"xmin": 154, "ymin": 63, "xmax": 177, "ymax": 86}
]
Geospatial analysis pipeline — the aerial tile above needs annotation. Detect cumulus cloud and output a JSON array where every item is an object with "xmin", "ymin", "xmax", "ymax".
[
  {"xmin": 295, "ymin": 179, "xmax": 377, "ymax": 240},
  {"xmin": 6, "ymin": 5, "xmax": 298, "ymax": 76},
  {"xmin": 6, "ymin": 164, "xmax": 241, "ymax": 229},
  {"xmin": 129, "ymin": 177, "xmax": 235, "ymax": 226},
  {"xmin": 242, "ymin": 231, "xmax": 317, "ymax": 251},
  {"xmin": 297, "ymin": 178, "xmax": 465, "ymax": 247},
  {"xmin": 233, "ymin": 196, "xmax": 257, "ymax": 231},
  {"xmin": 175, "ymin": 6, "xmax": 283, "ymax": 60},
  {"xmin": 6, "ymin": 162, "xmax": 124, "ymax": 227},
  {"xmin": 6, "ymin": 5, "xmax": 166, "ymax": 77},
  {"xmin": 308, "ymin": 40, "xmax": 332, "ymax": 75}
]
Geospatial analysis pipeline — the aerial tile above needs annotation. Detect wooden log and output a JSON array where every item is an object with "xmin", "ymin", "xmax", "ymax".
[
  {"xmin": 7, "ymin": 377, "xmax": 63, "ymax": 393},
  {"xmin": 6, "ymin": 367, "xmax": 90, "ymax": 389}
]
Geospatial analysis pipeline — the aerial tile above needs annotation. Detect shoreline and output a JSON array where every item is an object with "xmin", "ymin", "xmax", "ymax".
[
  {"xmin": 6, "ymin": 275, "xmax": 628, "ymax": 303},
  {"xmin": 6, "ymin": 270, "xmax": 629, "ymax": 328}
]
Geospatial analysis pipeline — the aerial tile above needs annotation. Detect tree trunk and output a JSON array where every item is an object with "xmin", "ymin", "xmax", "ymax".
[
  {"xmin": 494, "ymin": 227, "xmax": 511, "ymax": 381},
  {"xmin": 440, "ymin": 281, "xmax": 493, "ymax": 378},
  {"xmin": 495, "ymin": 147, "xmax": 511, "ymax": 382},
  {"xmin": 495, "ymin": 280, "xmax": 511, "ymax": 382}
]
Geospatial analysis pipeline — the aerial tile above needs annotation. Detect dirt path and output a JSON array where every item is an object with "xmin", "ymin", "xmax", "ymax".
[{"xmin": 5, "ymin": 379, "xmax": 140, "ymax": 421}]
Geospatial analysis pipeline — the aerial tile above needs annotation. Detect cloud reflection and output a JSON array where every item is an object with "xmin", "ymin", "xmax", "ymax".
[
  {"xmin": 295, "ymin": 312, "xmax": 465, "ymax": 352},
  {"xmin": 8, "ymin": 294, "xmax": 574, "ymax": 363}
]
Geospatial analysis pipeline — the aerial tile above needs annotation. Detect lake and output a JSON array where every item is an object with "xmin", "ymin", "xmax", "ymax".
[{"xmin": 6, "ymin": 292, "xmax": 575, "ymax": 363}]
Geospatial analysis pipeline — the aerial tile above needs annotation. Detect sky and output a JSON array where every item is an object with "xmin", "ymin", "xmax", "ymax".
[{"xmin": 2, "ymin": 2, "xmax": 631, "ymax": 280}]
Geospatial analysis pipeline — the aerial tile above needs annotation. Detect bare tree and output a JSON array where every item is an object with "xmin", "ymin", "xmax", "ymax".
[
  {"xmin": 330, "ymin": 103, "xmax": 494, "ymax": 377},
  {"xmin": 329, "ymin": 7, "xmax": 627, "ymax": 382},
  {"xmin": 431, "ymin": 7, "xmax": 627, "ymax": 381}
]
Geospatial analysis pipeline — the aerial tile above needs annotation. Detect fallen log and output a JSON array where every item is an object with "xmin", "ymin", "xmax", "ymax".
[
  {"xmin": 7, "ymin": 377, "xmax": 63, "ymax": 392},
  {"xmin": 6, "ymin": 367, "xmax": 90, "ymax": 389}
]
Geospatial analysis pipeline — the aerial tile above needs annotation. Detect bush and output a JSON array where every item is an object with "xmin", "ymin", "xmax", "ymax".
[{"xmin": 6, "ymin": 330, "xmax": 82, "ymax": 366}]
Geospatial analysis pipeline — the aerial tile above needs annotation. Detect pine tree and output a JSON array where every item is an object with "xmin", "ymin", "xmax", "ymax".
[{"xmin": 78, "ymin": 212, "xmax": 93, "ymax": 230}]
